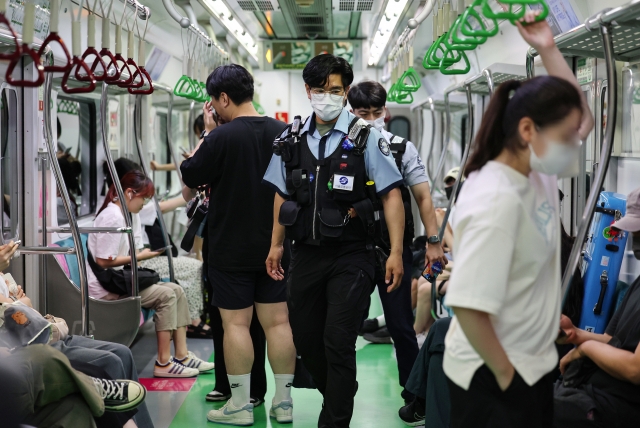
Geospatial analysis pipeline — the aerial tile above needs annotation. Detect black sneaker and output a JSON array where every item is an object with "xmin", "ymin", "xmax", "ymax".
[
  {"xmin": 399, "ymin": 398, "xmax": 425, "ymax": 427},
  {"xmin": 206, "ymin": 390, "xmax": 231, "ymax": 402},
  {"xmin": 363, "ymin": 327, "xmax": 392, "ymax": 344},
  {"xmin": 92, "ymin": 378, "xmax": 146, "ymax": 412},
  {"xmin": 359, "ymin": 318, "xmax": 380, "ymax": 335},
  {"xmin": 250, "ymin": 397, "xmax": 265, "ymax": 407}
]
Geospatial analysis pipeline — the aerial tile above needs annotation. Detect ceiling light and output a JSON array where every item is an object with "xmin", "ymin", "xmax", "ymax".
[
  {"xmin": 199, "ymin": 0, "xmax": 259, "ymax": 61},
  {"xmin": 368, "ymin": 0, "xmax": 409, "ymax": 66}
]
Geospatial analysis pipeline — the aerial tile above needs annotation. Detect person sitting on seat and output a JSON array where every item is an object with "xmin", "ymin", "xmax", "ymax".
[
  {"xmin": 105, "ymin": 158, "xmax": 211, "ymax": 339},
  {"xmin": 0, "ymin": 343, "xmax": 145, "ymax": 428},
  {"xmin": 554, "ymin": 186, "xmax": 640, "ymax": 428},
  {"xmin": 0, "ymin": 241, "xmax": 154, "ymax": 428},
  {"xmin": 87, "ymin": 169, "xmax": 214, "ymax": 378}
]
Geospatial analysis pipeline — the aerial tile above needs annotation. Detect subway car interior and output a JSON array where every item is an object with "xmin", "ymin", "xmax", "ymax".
[{"xmin": 1, "ymin": 0, "xmax": 640, "ymax": 427}]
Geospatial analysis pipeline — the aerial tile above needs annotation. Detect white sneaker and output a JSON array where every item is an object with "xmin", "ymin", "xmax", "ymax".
[
  {"xmin": 207, "ymin": 399, "xmax": 254, "ymax": 426},
  {"xmin": 177, "ymin": 351, "xmax": 215, "ymax": 373},
  {"xmin": 269, "ymin": 399, "xmax": 293, "ymax": 424},
  {"xmin": 153, "ymin": 358, "xmax": 199, "ymax": 378}
]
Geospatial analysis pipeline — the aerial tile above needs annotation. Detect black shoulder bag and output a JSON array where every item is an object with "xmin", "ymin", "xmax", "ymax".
[{"xmin": 87, "ymin": 249, "xmax": 160, "ymax": 296}]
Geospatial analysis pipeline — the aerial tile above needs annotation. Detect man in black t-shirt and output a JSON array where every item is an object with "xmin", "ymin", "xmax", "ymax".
[
  {"xmin": 555, "ymin": 187, "xmax": 640, "ymax": 428},
  {"xmin": 181, "ymin": 64, "xmax": 296, "ymax": 426}
]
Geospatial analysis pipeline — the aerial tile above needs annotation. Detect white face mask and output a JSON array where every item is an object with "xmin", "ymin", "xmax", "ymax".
[
  {"xmin": 310, "ymin": 93, "xmax": 344, "ymax": 121},
  {"xmin": 529, "ymin": 139, "xmax": 580, "ymax": 176},
  {"xmin": 365, "ymin": 116, "xmax": 386, "ymax": 132}
]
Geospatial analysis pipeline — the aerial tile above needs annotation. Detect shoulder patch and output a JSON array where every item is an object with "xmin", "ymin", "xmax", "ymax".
[{"xmin": 378, "ymin": 138, "xmax": 391, "ymax": 156}]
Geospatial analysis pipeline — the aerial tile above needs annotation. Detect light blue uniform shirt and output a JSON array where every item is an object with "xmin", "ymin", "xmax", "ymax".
[
  {"xmin": 381, "ymin": 129, "xmax": 429, "ymax": 188},
  {"xmin": 263, "ymin": 108, "xmax": 403, "ymax": 197}
]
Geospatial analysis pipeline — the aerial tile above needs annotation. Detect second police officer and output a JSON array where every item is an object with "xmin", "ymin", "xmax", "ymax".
[{"xmin": 263, "ymin": 54, "xmax": 406, "ymax": 428}]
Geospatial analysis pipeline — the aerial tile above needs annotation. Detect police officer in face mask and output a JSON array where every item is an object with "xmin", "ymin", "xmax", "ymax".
[
  {"xmin": 263, "ymin": 54, "xmax": 406, "ymax": 428},
  {"xmin": 612, "ymin": 187, "xmax": 640, "ymax": 258},
  {"xmin": 347, "ymin": 81, "xmax": 447, "ymax": 402}
]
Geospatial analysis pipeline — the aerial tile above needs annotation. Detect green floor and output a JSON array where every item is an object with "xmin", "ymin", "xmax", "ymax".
[{"xmin": 169, "ymin": 297, "xmax": 408, "ymax": 428}]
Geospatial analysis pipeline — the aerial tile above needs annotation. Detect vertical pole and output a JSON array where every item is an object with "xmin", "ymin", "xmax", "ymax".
[
  {"xmin": 100, "ymin": 82, "xmax": 139, "ymax": 296},
  {"xmin": 561, "ymin": 24, "xmax": 618, "ymax": 307},
  {"xmin": 40, "ymin": 152, "xmax": 48, "ymax": 314},
  {"xmin": 43, "ymin": 54, "xmax": 91, "ymax": 336}
]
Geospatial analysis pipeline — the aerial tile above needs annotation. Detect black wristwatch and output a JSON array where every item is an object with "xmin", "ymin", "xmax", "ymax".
[{"xmin": 427, "ymin": 235, "xmax": 441, "ymax": 245}]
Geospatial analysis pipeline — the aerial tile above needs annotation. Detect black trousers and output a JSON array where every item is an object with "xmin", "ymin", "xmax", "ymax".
[
  {"xmin": 447, "ymin": 365, "xmax": 554, "ymax": 428},
  {"xmin": 288, "ymin": 243, "xmax": 375, "ymax": 428},
  {"xmin": 203, "ymin": 237, "xmax": 267, "ymax": 399},
  {"xmin": 374, "ymin": 245, "xmax": 419, "ymax": 401}
]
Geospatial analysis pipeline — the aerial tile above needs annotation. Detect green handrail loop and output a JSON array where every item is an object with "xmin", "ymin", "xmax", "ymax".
[
  {"xmin": 481, "ymin": 0, "xmax": 548, "ymax": 25},
  {"xmin": 388, "ymin": 82, "xmax": 398, "ymax": 102},
  {"xmin": 446, "ymin": 15, "xmax": 482, "ymax": 51},
  {"xmin": 452, "ymin": 11, "xmax": 488, "ymax": 46},
  {"xmin": 200, "ymin": 82, "xmax": 210, "ymax": 102},
  {"xmin": 397, "ymin": 67, "xmax": 422, "ymax": 92},
  {"xmin": 174, "ymin": 75, "xmax": 195, "ymax": 99},
  {"xmin": 395, "ymin": 91, "xmax": 414, "ymax": 104},
  {"xmin": 460, "ymin": 0, "xmax": 499, "ymax": 39},
  {"xmin": 424, "ymin": 33, "xmax": 459, "ymax": 70},
  {"xmin": 440, "ymin": 50, "xmax": 471, "ymax": 75}
]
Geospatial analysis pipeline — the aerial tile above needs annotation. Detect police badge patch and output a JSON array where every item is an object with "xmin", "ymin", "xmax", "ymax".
[{"xmin": 378, "ymin": 138, "xmax": 390, "ymax": 156}]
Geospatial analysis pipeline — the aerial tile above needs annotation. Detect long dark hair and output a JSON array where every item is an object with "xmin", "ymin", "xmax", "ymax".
[
  {"xmin": 466, "ymin": 76, "xmax": 582, "ymax": 175},
  {"xmin": 98, "ymin": 170, "xmax": 154, "ymax": 215}
]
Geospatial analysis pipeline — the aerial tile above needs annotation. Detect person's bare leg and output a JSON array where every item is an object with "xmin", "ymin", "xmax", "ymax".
[
  {"xmin": 157, "ymin": 331, "xmax": 172, "ymax": 364},
  {"xmin": 173, "ymin": 327, "xmax": 188, "ymax": 360},
  {"xmin": 414, "ymin": 280, "xmax": 434, "ymax": 334},
  {"xmin": 255, "ymin": 302, "xmax": 296, "ymax": 374},
  {"xmin": 256, "ymin": 302, "xmax": 296, "ymax": 406},
  {"xmin": 220, "ymin": 307, "xmax": 254, "ymax": 408}
]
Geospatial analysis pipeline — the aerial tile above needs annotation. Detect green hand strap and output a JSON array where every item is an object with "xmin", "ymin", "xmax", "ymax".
[
  {"xmin": 253, "ymin": 101, "xmax": 266, "ymax": 115},
  {"xmin": 440, "ymin": 50, "xmax": 471, "ymax": 75},
  {"xmin": 481, "ymin": 0, "xmax": 548, "ymax": 25},
  {"xmin": 397, "ymin": 67, "xmax": 422, "ymax": 92},
  {"xmin": 395, "ymin": 91, "xmax": 414, "ymax": 104},
  {"xmin": 460, "ymin": 0, "xmax": 498, "ymax": 39},
  {"xmin": 199, "ymin": 82, "xmax": 210, "ymax": 102},
  {"xmin": 423, "ymin": 33, "xmax": 459, "ymax": 70},
  {"xmin": 446, "ymin": 15, "xmax": 482, "ymax": 51},
  {"xmin": 174, "ymin": 75, "xmax": 195, "ymax": 98},
  {"xmin": 388, "ymin": 82, "xmax": 398, "ymax": 102}
]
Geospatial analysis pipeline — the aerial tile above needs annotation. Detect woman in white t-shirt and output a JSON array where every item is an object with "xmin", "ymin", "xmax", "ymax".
[
  {"xmin": 87, "ymin": 170, "xmax": 214, "ymax": 378},
  {"xmin": 443, "ymin": 14, "xmax": 594, "ymax": 427}
]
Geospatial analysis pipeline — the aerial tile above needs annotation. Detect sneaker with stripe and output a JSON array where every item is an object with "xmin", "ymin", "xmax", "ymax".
[
  {"xmin": 153, "ymin": 357, "xmax": 199, "ymax": 378},
  {"xmin": 207, "ymin": 398, "xmax": 254, "ymax": 426},
  {"xmin": 176, "ymin": 351, "xmax": 215, "ymax": 373}
]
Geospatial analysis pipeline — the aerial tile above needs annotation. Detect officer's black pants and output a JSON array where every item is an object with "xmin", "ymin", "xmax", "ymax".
[
  {"xmin": 374, "ymin": 245, "xmax": 419, "ymax": 401},
  {"xmin": 288, "ymin": 243, "xmax": 375, "ymax": 428}
]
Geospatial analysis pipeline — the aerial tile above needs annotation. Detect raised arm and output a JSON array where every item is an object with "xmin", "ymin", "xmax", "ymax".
[{"xmin": 516, "ymin": 12, "xmax": 594, "ymax": 140}]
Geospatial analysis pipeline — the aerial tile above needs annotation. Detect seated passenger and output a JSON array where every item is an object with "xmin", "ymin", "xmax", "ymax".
[
  {"xmin": 86, "ymin": 170, "xmax": 214, "ymax": 377},
  {"xmin": 0, "ymin": 242, "xmax": 154, "ymax": 428},
  {"xmin": 105, "ymin": 158, "xmax": 211, "ymax": 339},
  {"xmin": 554, "ymin": 187, "xmax": 640, "ymax": 428},
  {"xmin": 0, "ymin": 343, "xmax": 145, "ymax": 428}
]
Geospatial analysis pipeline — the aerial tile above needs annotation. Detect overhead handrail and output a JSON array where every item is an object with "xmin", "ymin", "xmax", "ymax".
[
  {"xmin": 37, "ymin": 0, "xmax": 71, "ymax": 72},
  {"xmin": 62, "ymin": 0, "xmax": 97, "ymax": 93},
  {"xmin": 95, "ymin": 0, "xmax": 120, "ymax": 81},
  {"xmin": 0, "ymin": 0, "xmax": 21, "ymax": 61},
  {"xmin": 6, "ymin": 1, "xmax": 45, "ymax": 87},
  {"xmin": 548, "ymin": 19, "xmax": 617, "ymax": 309},
  {"xmin": 109, "ymin": 1, "xmax": 134, "ymax": 86},
  {"xmin": 100, "ymin": 81, "xmax": 139, "ymax": 296},
  {"xmin": 129, "ymin": 10, "xmax": 154, "ymax": 95},
  {"xmin": 78, "ymin": 0, "xmax": 108, "ymax": 81},
  {"xmin": 43, "ymin": 52, "xmax": 91, "ymax": 336},
  {"xmin": 151, "ymin": 83, "xmax": 184, "ymax": 184},
  {"xmin": 133, "ymin": 95, "xmax": 176, "ymax": 282}
]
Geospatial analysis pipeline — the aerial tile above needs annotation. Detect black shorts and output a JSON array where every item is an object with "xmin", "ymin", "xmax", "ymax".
[{"xmin": 209, "ymin": 267, "xmax": 287, "ymax": 310}]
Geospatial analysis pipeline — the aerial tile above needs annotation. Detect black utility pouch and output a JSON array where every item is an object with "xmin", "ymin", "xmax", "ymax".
[
  {"xmin": 283, "ymin": 140, "xmax": 300, "ymax": 169},
  {"xmin": 279, "ymin": 200, "xmax": 308, "ymax": 242},
  {"xmin": 286, "ymin": 169, "xmax": 312, "ymax": 206},
  {"xmin": 318, "ymin": 207, "xmax": 345, "ymax": 239}
]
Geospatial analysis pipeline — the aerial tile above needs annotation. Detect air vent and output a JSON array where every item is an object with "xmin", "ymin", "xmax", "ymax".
[
  {"xmin": 356, "ymin": 0, "xmax": 373, "ymax": 11},
  {"xmin": 236, "ymin": 0, "xmax": 277, "ymax": 11},
  {"xmin": 255, "ymin": 0, "xmax": 274, "ymax": 10},
  {"xmin": 339, "ymin": 0, "xmax": 354, "ymax": 11},
  {"xmin": 295, "ymin": 16, "xmax": 323, "ymax": 24},
  {"xmin": 238, "ymin": 0, "xmax": 256, "ymax": 10},
  {"xmin": 280, "ymin": 0, "xmax": 331, "ymax": 38}
]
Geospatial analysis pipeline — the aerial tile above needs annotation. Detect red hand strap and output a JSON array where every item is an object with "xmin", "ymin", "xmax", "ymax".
[
  {"xmin": 62, "ymin": 56, "xmax": 96, "ymax": 93},
  {"xmin": 128, "ymin": 66, "xmax": 153, "ymax": 95},
  {"xmin": 6, "ymin": 44, "xmax": 44, "ymax": 87}
]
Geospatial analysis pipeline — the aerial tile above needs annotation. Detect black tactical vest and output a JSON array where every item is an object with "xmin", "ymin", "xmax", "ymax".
[
  {"xmin": 276, "ymin": 116, "xmax": 377, "ymax": 246},
  {"xmin": 375, "ymin": 134, "xmax": 416, "ymax": 250}
]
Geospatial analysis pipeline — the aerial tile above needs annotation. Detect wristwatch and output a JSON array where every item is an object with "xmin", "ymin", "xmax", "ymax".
[{"xmin": 427, "ymin": 235, "xmax": 441, "ymax": 245}]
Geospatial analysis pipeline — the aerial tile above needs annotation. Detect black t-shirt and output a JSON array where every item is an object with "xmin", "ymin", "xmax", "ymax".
[
  {"xmin": 181, "ymin": 116, "xmax": 286, "ymax": 271},
  {"xmin": 586, "ymin": 275, "xmax": 640, "ymax": 413}
]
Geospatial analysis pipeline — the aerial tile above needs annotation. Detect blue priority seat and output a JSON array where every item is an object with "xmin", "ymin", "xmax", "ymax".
[{"xmin": 54, "ymin": 234, "xmax": 155, "ymax": 324}]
